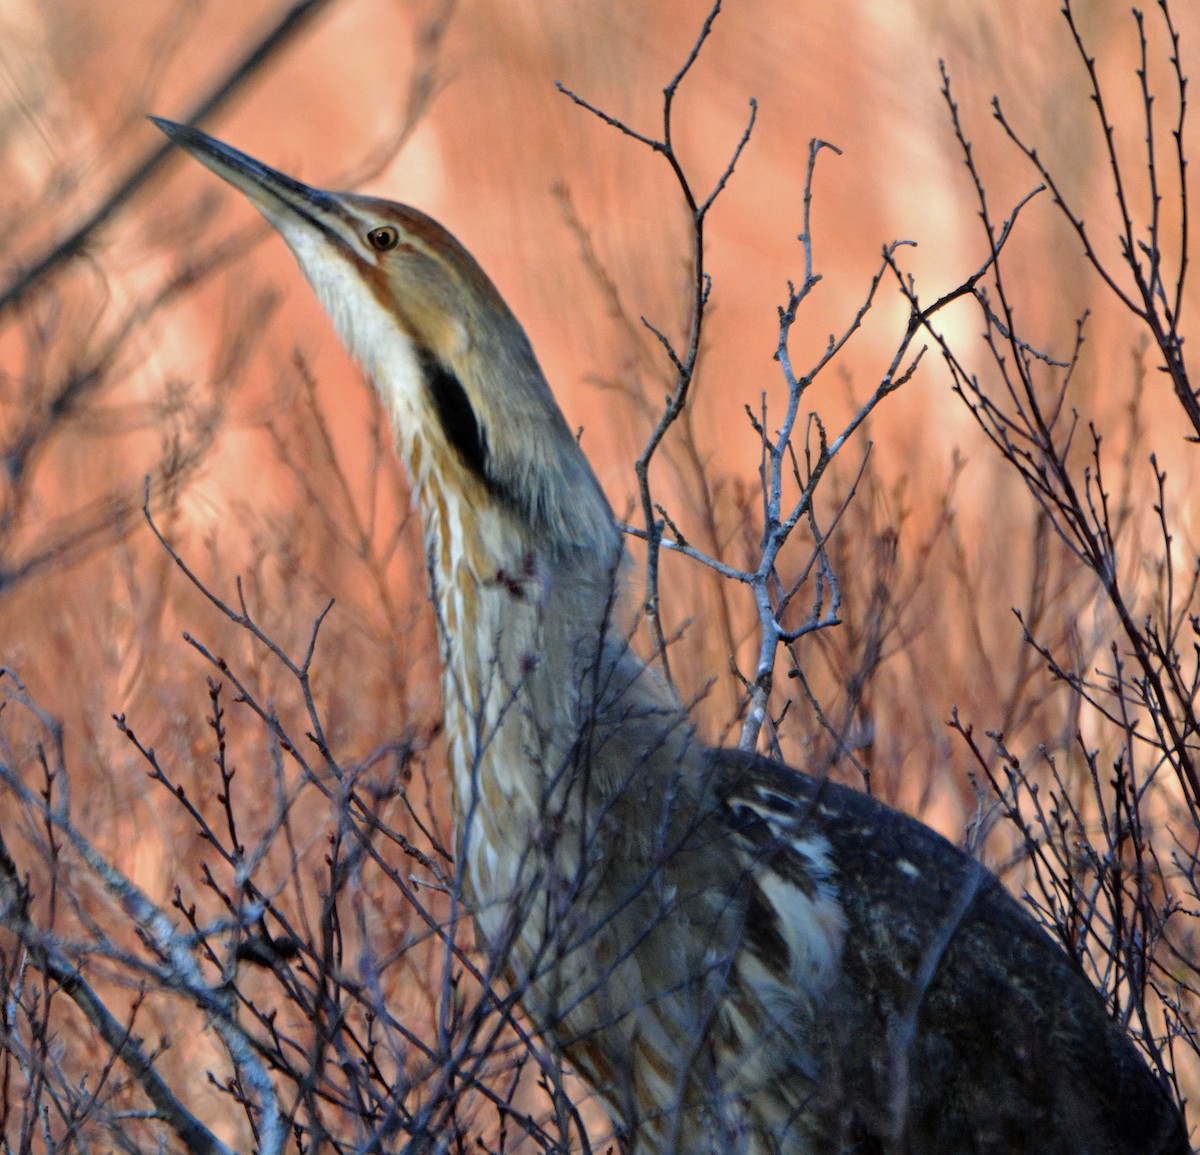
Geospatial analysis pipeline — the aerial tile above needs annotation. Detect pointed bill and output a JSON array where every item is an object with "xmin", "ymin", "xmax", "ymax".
[{"xmin": 149, "ymin": 116, "xmax": 345, "ymax": 243}]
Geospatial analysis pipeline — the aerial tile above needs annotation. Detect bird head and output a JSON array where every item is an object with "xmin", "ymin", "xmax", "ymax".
[{"xmin": 151, "ymin": 117, "xmax": 617, "ymax": 558}]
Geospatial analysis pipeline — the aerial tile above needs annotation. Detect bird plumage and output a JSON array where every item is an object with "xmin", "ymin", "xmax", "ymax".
[{"xmin": 154, "ymin": 118, "xmax": 1190, "ymax": 1154}]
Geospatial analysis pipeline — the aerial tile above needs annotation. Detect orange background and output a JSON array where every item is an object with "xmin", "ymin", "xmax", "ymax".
[{"xmin": 1, "ymin": 0, "xmax": 1197, "ymax": 1143}]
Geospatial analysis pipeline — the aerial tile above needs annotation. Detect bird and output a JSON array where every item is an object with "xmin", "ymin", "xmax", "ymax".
[{"xmin": 152, "ymin": 116, "xmax": 1190, "ymax": 1155}]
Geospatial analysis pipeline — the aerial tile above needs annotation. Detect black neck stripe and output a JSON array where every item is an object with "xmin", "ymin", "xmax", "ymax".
[{"xmin": 417, "ymin": 346, "xmax": 489, "ymax": 484}]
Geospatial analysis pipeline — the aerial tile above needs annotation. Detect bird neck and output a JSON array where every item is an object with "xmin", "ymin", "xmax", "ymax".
[
  {"xmin": 373, "ymin": 343, "xmax": 623, "ymax": 819},
  {"xmin": 412, "ymin": 442, "xmax": 626, "ymax": 845},
  {"xmin": 362, "ymin": 307, "xmax": 680, "ymax": 899}
]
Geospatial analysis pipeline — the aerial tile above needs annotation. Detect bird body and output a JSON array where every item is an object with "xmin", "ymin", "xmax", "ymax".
[{"xmin": 154, "ymin": 119, "xmax": 1190, "ymax": 1154}]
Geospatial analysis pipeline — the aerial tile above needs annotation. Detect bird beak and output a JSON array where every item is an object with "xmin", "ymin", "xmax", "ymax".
[{"xmin": 149, "ymin": 116, "xmax": 339, "ymax": 239}]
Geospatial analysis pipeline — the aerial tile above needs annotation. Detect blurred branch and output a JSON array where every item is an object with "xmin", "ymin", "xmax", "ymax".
[
  {"xmin": 0, "ymin": 224, "xmax": 271, "ymax": 594},
  {"xmin": 0, "ymin": 0, "xmax": 339, "ymax": 319}
]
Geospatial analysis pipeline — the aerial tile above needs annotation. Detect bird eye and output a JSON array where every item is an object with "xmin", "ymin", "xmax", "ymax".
[{"xmin": 367, "ymin": 225, "xmax": 399, "ymax": 251}]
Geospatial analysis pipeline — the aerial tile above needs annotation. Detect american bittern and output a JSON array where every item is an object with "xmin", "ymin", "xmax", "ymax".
[{"xmin": 153, "ymin": 118, "xmax": 1189, "ymax": 1155}]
